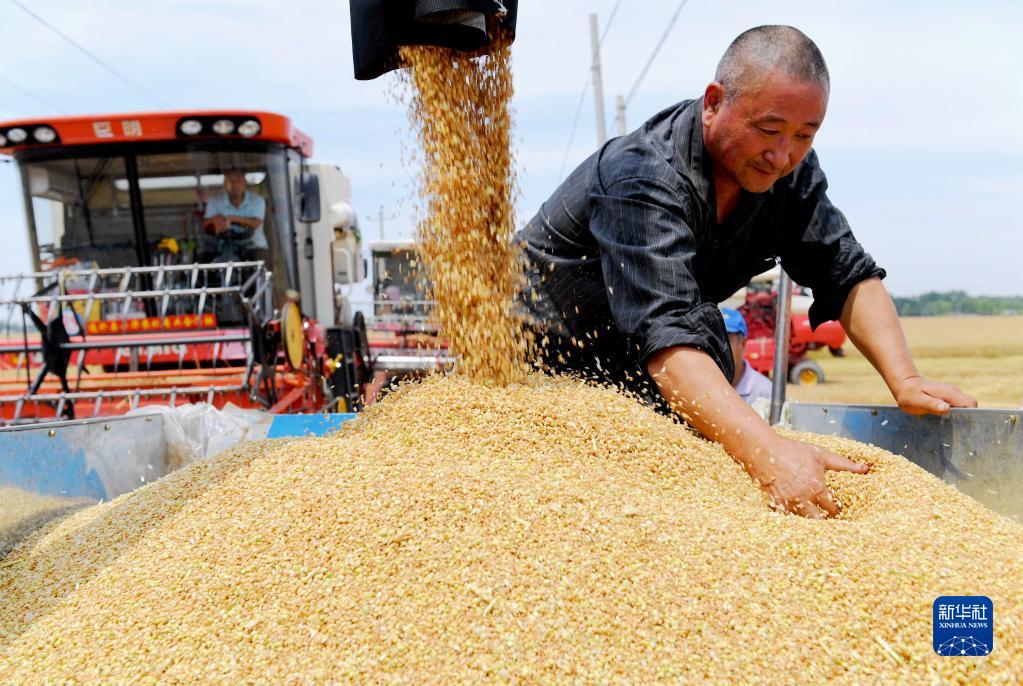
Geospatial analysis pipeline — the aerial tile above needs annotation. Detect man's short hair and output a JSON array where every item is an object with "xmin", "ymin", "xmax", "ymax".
[{"xmin": 715, "ymin": 25, "xmax": 829, "ymax": 100}]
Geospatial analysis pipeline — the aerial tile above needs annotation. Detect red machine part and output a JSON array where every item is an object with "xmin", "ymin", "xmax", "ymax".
[
  {"xmin": 0, "ymin": 320, "xmax": 328, "ymax": 423},
  {"xmin": 738, "ymin": 290, "xmax": 847, "ymax": 382},
  {"xmin": 0, "ymin": 110, "xmax": 313, "ymax": 158}
]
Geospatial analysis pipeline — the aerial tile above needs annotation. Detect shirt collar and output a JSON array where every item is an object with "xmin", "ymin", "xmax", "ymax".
[
  {"xmin": 671, "ymin": 97, "xmax": 715, "ymax": 210},
  {"xmin": 229, "ymin": 191, "xmax": 250, "ymax": 208}
]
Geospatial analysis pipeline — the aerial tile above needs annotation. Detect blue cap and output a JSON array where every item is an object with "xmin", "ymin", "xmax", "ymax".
[{"xmin": 720, "ymin": 307, "xmax": 748, "ymax": 337}]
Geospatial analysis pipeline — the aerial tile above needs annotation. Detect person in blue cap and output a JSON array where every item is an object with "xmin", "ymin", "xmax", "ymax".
[{"xmin": 721, "ymin": 308, "xmax": 772, "ymax": 406}]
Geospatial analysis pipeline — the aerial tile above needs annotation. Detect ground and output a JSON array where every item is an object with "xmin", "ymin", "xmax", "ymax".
[{"xmin": 787, "ymin": 315, "xmax": 1023, "ymax": 409}]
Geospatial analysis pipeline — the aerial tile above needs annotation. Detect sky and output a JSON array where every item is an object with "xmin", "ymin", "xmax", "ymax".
[{"xmin": 0, "ymin": 0, "xmax": 1020, "ymax": 296}]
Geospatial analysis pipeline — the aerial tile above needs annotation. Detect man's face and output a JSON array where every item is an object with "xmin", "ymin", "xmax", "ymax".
[
  {"xmin": 224, "ymin": 171, "xmax": 247, "ymax": 201},
  {"xmin": 703, "ymin": 71, "xmax": 827, "ymax": 193}
]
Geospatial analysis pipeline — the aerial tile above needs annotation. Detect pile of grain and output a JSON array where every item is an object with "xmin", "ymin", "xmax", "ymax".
[
  {"xmin": 0, "ymin": 486, "xmax": 94, "ymax": 559},
  {"xmin": 398, "ymin": 38, "xmax": 529, "ymax": 385},
  {"xmin": 1, "ymin": 374, "xmax": 1020, "ymax": 683}
]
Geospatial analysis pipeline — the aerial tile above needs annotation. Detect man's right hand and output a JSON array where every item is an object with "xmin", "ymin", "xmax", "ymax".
[
  {"xmin": 745, "ymin": 435, "xmax": 868, "ymax": 518},
  {"xmin": 204, "ymin": 215, "xmax": 228, "ymax": 235},
  {"xmin": 647, "ymin": 345, "xmax": 869, "ymax": 520}
]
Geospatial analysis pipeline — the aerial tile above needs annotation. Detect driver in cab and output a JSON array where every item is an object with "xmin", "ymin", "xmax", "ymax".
[{"xmin": 202, "ymin": 169, "xmax": 269, "ymax": 263}]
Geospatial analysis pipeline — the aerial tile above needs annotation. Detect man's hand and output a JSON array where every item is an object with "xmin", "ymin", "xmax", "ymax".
[
  {"xmin": 648, "ymin": 346, "xmax": 868, "ymax": 519},
  {"xmin": 841, "ymin": 279, "xmax": 979, "ymax": 415},
  {"xmin": 748, "ymin": 435, "xmax": 868, "ymax": 519},
  {"xmin": 223, "ymin": 216, "xmax": 258, "ymax": 238},
  {"xmin": 891, "ymin": 375, "xmax": 978, "ymax": 415},
  {"xmin": 204, "ymin": 214, "xmax": 228, "ymax": 235}
]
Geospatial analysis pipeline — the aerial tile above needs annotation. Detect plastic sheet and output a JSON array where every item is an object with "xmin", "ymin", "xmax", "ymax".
[{"xmin": 129, "ymin": 403, "xmax": 274, "ymax": 470}]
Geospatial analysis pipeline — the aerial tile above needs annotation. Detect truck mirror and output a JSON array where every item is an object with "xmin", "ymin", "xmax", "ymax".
[{"xmin": 299, "ymin": 173, "xmax": 321, "ymax": 223}]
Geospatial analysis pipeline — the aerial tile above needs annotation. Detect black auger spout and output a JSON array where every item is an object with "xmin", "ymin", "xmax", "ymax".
[{"xmin": 349, "ymin": 0, "xmax": 518, "ymax": 80}]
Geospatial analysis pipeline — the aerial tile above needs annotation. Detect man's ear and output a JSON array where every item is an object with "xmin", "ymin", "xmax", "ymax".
[{"xmin": 703, "ymin": 82, "xmax": 724, "ymax": 125}]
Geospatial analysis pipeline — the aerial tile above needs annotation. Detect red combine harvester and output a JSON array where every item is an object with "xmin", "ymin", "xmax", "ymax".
[
  {"xmin": 729, "ymin": 269, "xmax": 847, "ymax": 385},
  {"xmin": 0, "ymin": 111, "xmax": 372, "ymax": 424}
]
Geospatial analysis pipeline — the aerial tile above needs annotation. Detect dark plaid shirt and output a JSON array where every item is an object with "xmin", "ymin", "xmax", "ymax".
[{"xmin": 517, "ymin": 97, "xmax": 884, "ymax": 391}]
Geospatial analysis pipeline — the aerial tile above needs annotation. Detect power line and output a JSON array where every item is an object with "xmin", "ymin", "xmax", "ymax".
[
  {"xmin": 558, "ymin": 80, "xmax": 591, "ymax": 180},
  {"xmin": 7, "ymin": 0, "xmax": 170, "ymax": 108},
  {"xmin": 599, "ymin": 0, "xmax": 622, "ymax": 47},
  {"xmin": 0, "ymin": 76, "xmax": 66, "ymax": 114},
  {"xmin": 624, "ymin": 0, "xmax": 690, "ymax": 106},
  {"xmin": 559, "ymin": 2, "xmax": 621, "ymax": 179}
]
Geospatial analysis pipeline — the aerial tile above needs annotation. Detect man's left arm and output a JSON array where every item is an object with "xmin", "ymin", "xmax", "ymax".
[
  {"xmin": 840, "ymin": 277, "xmax": 976, "ymax": 414},
  {"xmin": 777, "ymin": 153, "xmax": 976, "ymax": 414},
  {"xmin": 226, "ymin": 215, "xmax": 261, "ymax": 230}
]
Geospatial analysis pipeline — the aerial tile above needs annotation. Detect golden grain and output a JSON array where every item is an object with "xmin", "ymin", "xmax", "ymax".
[
  {"xmin": 398, "ymin": 38, "xmax": 529, "ymax": 385},
  {"xmin": 0, "ymin": 487, "xmax": 94, "ymax": 559},
  {"xmin": 0, "ymin": 375, "xmax": 1019, "ymax": 683}
]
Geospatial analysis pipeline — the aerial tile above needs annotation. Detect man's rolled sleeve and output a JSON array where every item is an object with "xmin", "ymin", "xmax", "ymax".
[
  {"xmin": 589, "ymin": 177, "xmax": 735, "ymax": 380},
  {"xmin": 779, "ymin": 185, "xmax": 886, "ymax": 329}
]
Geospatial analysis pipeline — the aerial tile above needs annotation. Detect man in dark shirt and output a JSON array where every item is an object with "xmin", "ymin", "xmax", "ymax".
[{"xmin": 517, "ymin": 25, "xmax": 976, "ymax": 518}]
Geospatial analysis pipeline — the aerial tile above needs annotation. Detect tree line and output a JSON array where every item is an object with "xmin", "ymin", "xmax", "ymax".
[{"xmin": 892, "ymin": 291, "xmax": 1023, "ymax": 316}]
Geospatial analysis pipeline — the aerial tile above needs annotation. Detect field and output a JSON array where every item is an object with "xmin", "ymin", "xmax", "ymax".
[{"xmin": 787, "ymin": 315, "xmax": 1023, "ymax": 408}]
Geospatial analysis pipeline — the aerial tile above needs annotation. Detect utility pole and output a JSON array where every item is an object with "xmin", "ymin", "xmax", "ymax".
[
  {"xmin": 615, "ymin": 95, "xmax": 627, "ymax": 136},
  {"xmin": 589, "ymin": 13, "xmax": 607, "ymax": 147},
  {"xmin": 377, "ymin": 206, "xmax": 399, "ymax": 241},
  {"xmin": 769, "ymin": 269, "xmax": 794, "ymax": 426}
]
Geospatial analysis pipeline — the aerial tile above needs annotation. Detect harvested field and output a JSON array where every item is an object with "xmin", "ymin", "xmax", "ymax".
[
  {"xmin": 1, "ymin": 374, "xmax": 1020, "ymax": 684},
  {"xmin": 899, "ymin": 315, "xmax": 1023, "ymax": 358},
  {"xmin": 789, "ymin": 315, "xmax": 1023, "ymax": 408}
]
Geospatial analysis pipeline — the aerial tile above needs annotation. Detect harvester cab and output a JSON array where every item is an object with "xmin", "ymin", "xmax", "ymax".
[
  {"xmin": 0, "ymin": 111, "xmax": 370, "ymax": 423},
  {"xmin": 369, "ymin": 239, "xmax": 433, "ymax": 332}
]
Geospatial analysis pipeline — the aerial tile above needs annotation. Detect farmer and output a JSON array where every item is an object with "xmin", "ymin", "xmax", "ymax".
[{"xmin": 517, "ymin": 25, "xmax": 976, "ymax": 518}]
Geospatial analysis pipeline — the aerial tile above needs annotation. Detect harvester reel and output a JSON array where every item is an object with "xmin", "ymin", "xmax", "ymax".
[{"xmin": 22, "ymin": 300, "xmax": 75, "ymax": 419}]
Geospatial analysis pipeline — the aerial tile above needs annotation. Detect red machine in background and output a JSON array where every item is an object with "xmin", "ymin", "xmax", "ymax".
[
  {"xmin": 738, "ymin": 282, "xmax": 847, "ymax": 385},
  {"xmin": 0, "ymin": 110, "xmax": 371, "ymax": 424}
]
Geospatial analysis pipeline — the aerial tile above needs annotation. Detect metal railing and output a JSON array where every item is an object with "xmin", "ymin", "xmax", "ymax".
[
  {"xmin": 355, "ymin": 298, "xmax": 438, "ymax": 332},
  {"xmin": 0, "ymin": 262, "xmax": 275, "ymax": 424}
]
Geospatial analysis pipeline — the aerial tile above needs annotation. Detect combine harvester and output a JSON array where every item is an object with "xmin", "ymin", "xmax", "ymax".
[
  {"xmin": 0, "ymin": 109, "xmax": 396, "ymax": 517},
  {"xmin": 0, "ymin": 108, "xmax": 455, "ymax": 533},
  {"xmin": 0, "ymin": 110, "xmax": 377, "ymax": 422}
]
